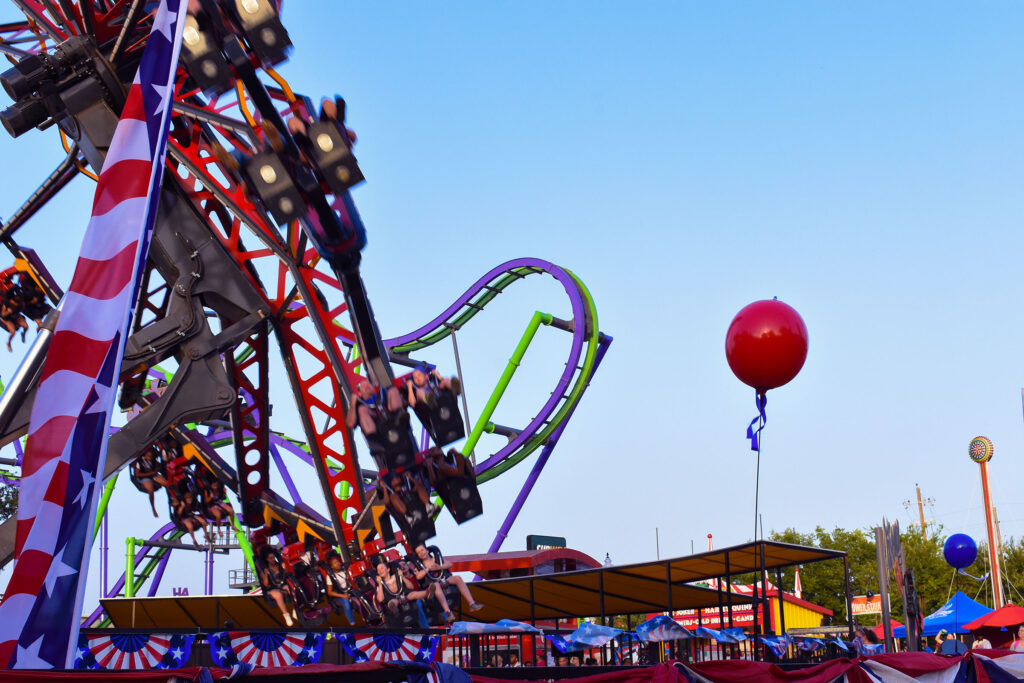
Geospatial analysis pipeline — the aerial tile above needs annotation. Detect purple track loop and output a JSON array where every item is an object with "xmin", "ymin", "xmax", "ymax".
[{"xmin": 383, "ymin": 258, "xmax": 589, "ymax": 475}]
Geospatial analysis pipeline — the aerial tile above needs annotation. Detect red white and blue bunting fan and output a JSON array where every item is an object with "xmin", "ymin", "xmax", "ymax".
[
  {"xmin": 73, "ymin": 633, "xmax": 193, "ymax": 670},
  {"xmin": 338, "ymin": 633, "xmax": 439, "ymax": 662},
  {"xmin": 206, "ymin": 631, "xmax": 324, "ymax": 668}
]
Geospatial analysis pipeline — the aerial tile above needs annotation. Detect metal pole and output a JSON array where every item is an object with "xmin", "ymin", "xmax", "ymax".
[
  {"xmin": 0, "ymin": 307, "xmax": 57, "ymax": 436},
  {"xmin": 462, "ymin": 311, "xmax": 553, "ymax": 456},
  {"xmin": 916, "ymin": 484, "xmax": 927, "ymax": 539},
  {"xmin": 979, "ymin": 461, "xmax": 1005, "ymax": 608},
  {"xmin": 725, "ymin": 551, "xmax": 734, "ymax": 629},
  {"xmin": 126, "ymin": 537, "xmax": 136, "ymax": 598},
  {"xmin": 448, "ymin": 327, "xmax": 474, "ymax": 462},
  {"xmin": 775, "ymin": 568, "xmax": 786, "ymax": 639},
  {"xmin": 206, "ymin": 545, "xmax": 214, "ymax": 595},
  {"xmin": 844, "ymin": 555, "xmax": 854, "ymax": 640},
  {"xmin": 484, "ymin": 338, "xmax": 610, "ymax": 554},
  {"xmin": 751, "ymin": 542, "xmax": 760, "ymax": 655}
]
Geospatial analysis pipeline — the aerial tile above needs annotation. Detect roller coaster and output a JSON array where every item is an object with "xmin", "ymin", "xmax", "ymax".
[{"xmin": 0, "ymin": 0, "xmax": 609, "ymax": 627}]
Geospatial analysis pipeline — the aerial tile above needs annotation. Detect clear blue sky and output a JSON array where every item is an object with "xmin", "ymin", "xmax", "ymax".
[{"xmin": 0, "ymin": 2, "xmax": 1023, "ymax": 600}]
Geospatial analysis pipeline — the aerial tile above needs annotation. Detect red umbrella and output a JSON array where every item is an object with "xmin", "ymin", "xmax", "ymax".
[
  {"xmin": 963, "ymin": 604, "xmax": 1024, "ymax": 630},
  {"xmin": 873, "ymin": 620, "xmax": 903, "ymax": 638}
]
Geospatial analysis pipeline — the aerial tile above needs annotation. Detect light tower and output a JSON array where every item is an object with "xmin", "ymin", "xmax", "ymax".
[{"xmin": 969, "ymin": 436, "xmax": 1004, "ymax": 608}]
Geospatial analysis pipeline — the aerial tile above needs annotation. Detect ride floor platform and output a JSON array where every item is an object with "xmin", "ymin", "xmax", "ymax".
[{"xmin": 102, "ymin": 541, "xmax": 844, "ymax": 629}]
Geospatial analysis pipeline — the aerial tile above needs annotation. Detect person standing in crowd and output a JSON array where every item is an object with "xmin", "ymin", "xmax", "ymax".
[
  {"xmin": 1012, "ymin": 625, "xmax": 1024, "ymax": 652},
  {"xmin": 972, "ymin": 634, "xmax": 992, "ymax": 649}
]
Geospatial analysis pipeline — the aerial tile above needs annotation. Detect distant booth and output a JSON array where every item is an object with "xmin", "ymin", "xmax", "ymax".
[{"xmin": 664, "ymin": 579, "xmax": 834, "ymax": 634}]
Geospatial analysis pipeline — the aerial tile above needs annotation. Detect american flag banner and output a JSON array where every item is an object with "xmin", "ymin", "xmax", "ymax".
[
  {"xmin": 207, "ymin": 632, "xmax": 325, "ymax": 668},
  {"xmin": 74, "ymin": 632, "xmax": 194, "ymax": 670},
  {"xmin": 0, "ymin": 0, "xmax": 187, "ymax": 669},
  {"xmin": 636, "ymin": 615, "xmax": 693, "ymax": 642},
  {"xmin": 339, "ymin": 633, "xmax": 439, "ymax": 663}
]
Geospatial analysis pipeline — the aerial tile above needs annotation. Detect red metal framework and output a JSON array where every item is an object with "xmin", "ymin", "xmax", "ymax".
[
  {"xmin": 1, "ymin": 0, "xmax": 374, "ymax": 554},
  {"xmin": 225, "ymin": 324, "xmax": 270, "ymax": 526},
  {"xmin": 165, "ymin": 82, "xmax": 369, "ymax": 549}
]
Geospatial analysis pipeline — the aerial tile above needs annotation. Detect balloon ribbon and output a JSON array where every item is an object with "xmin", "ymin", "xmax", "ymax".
[{"xmin": 746, "ymin": 392, "xmax": 767, "ymax": 451}]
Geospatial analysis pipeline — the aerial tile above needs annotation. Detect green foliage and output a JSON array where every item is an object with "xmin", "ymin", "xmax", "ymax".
[
  {"xmin": 769, "ymin": 526, "xmax": 877, "ymax": 623},
  {"xmin": 0, "ymin": 483, "xmax": 17, "ymax": 522},
  {"xmin": 765, "ymin": 523, "xmax": 1014, "ymax": 627}
]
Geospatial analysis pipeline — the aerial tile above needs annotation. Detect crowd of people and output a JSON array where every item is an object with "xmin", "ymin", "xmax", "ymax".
[
  {"xmin": 1, "ymin": 273, "xmax": 51, "ymax": 351},
  {"xmin": 471, "ymin": 653, "xmax": 602, "ymax": 667},
  {"xmin": 254, "ymin": 539, "xmax": 483, "ymax": 628},
  {"xmin": 130, "ymin": 436, "xmax": 237, "ymax": 545}
]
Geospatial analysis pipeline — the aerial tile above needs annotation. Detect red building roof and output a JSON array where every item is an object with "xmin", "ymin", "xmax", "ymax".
[{"xmin": 448, "ymin": 548, "xmax": 602, "ymax": 578}]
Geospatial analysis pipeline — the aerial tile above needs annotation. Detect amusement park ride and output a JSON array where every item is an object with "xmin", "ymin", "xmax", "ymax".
[{"xmin": 0, "ymin": 0, "xmax": 609, "ymax": 630}]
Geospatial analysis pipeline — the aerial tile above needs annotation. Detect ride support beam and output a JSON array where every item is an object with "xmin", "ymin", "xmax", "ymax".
[
  {"xmin": 226, "ymin": 323, "xmax": 272, "ymax": 526},
  {"xmin": 462, "ymin": 311, "xmax": 553, "ymax": 458},
  {"xmin": 484, "ymin": 336, "xmax": 611, "ymax": 554}
]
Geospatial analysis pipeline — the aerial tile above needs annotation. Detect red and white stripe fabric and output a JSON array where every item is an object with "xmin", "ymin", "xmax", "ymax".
[
  {"xmin": 89, "ymin": 636, "xmax": 171, "ymax": 670},
  {"xmin": 0, "ymin": 0, "xmax": 186, "ymax": 669},
  {"xmin": 229, "ymin": 633, "xmax": 307, "ymax": 668}
]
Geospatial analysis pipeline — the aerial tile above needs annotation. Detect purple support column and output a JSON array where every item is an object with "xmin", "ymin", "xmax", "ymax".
[
  {"xmin": 269, "ymin": 442, "xmax": 303, "ymax": 504},
  {"xmin": 205, "ymin": 546, "xmax": 214, "ymax": 595},
  {"xmin": 147, "ymin": 549, "xmax": 173, "ymax": 597},
  {"xmin": 485, "ymin": 337, "xmax": 612, "ymax": 554}
]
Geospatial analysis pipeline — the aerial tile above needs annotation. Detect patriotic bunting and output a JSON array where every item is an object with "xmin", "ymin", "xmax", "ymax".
[
  {"xmin": 206, "ymin": 631, "xmax": 325, "ymax": 668},
  {"xmin": 338, "ymin": 633, "xmax": 439, "ymax": 663},
  {"xmin": 73, "ymin": 633, "xmax": 193, "ymax": 670}
]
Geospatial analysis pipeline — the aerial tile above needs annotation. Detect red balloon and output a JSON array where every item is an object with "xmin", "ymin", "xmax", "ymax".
[{"xmin": 725, "ymin": 299, "xmax": 808, "ymax": 393}]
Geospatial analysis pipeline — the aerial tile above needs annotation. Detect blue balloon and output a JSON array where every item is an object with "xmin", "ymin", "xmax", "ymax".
[{"xmin": 944, "ymin": 533, "xmax": 978, "ymax": 569}]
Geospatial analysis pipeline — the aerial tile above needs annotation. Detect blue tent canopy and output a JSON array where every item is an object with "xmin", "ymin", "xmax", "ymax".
[{"xmin": 893, "ymin": 591, "xmax": 992, "ymax": 637}]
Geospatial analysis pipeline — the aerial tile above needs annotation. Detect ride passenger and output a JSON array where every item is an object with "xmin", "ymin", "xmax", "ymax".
[
  {"xmin": 379, "ymin": 471, "xmax": 439, "ymax": 519},
  {"xmin": 19, "ymin": 275, "xmax": 50, "ymax": 329},
  {"xmin": 345, "ymin": 380, "xmax": 404, "ymax": 436},
  {"xmin": 200, "ymin": 477, "xmax": 237, "ymax": 529},
  {"xmin": 374, "ymin": 559, "xmax": 416, "ymax": 617},
  {"xmin": 132, "ymin": 447, "xmax": 167, "ymax": 517},
  {"xmin": 323, "ymin": 550, "xmax": 358, "ymax": 625},
  {"xmin": 390, "ymin": 559, "xmax": 443, "ymax": 624},
  {"xmin": 0, "ymin": 287, "xmax": 27, "ymax": 351},
  {"xmin": 425, "ymin": 447, "xmax": 474, "ymax": 485},
  {"xmin": 413, "ymin": 544, "xmax": 484, "ymax": 613},
  {"xmin": 405, "ymin": 366, "xmax": 461, "ymax": 408},
  {"xmin": 174, "ymin": 490, "xmax": 209, "ymax": 546},
  {"xmin": 258, "ymin": 545, "xmax": 295, "ymax": 627}
]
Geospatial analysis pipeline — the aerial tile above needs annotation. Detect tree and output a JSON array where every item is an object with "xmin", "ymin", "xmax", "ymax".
[
  {"xmin": 769, "ymin": 526, "xmax": 877, "ymax": 623},
  {"xmin": 0, "ymin": 483, "xmax": 17, "ymax": 522},
  {"xmin": 764, "ymin": 523, "xmax": 1001, "ymax": 628}
]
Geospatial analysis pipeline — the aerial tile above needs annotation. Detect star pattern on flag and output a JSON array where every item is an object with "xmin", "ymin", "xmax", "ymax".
[
  {"xmin": 73, "ymin": 468, "xmax": 96, "ymax": 509},
  {"xmin": 16, "ymin": 636, "xmax": 49, "ymax": 669},
  {"xmin": 43, "ymin": 549, "xmax": 79, "ymax": 598}
]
